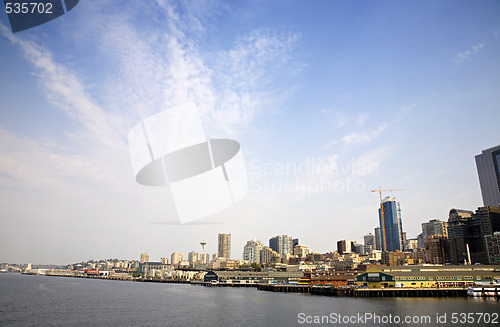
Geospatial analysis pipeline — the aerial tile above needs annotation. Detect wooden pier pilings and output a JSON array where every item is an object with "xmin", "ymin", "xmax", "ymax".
[{"xmin": 257, "ymin": 285, "xmax": 469, "ymax": 297}]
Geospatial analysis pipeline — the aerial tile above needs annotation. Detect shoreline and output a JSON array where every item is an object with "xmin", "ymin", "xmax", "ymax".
[{"xmin": 17, "ymin": 272, "xmax": 491, "ymax": 298}]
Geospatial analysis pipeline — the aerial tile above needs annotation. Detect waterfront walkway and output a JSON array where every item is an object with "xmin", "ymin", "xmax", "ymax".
[{"xmin": 41, "ymin": 273, "xmax": 476, "ymax": 298}]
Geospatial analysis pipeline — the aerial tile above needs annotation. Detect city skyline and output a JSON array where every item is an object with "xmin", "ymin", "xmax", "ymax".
[{"xmin": 1, "ymin": 1, "xmax": 500, "ymax": 264}]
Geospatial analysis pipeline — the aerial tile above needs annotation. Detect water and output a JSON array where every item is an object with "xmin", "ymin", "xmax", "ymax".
[{"xmin": 0, "ymin": 274, "xmax": 498, "ymax": 326}]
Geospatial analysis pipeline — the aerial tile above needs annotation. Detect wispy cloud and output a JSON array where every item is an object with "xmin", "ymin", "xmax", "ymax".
[
  {"xmin": 0, "ymin": 23, "xmax": 123, "ymax": 151},
  {"xmin": 321, "ymin": 110, "xmax": 369, "ymax": 129},
  {"xmin": 324, "ymin": 123, "xmax": 388, "ymax": 148},
  {"xmin": 323, "ymin": 105, "xmax": 414, "ymax": 149},
  {"xmin": 0, "ymin": 2, "xmax": 301, "ymax": 222},
  {"xmin": 453, "ymin": 42, "xmax": 484, "ymax": 63},
  {"xmin": 69, "ymin": 2, "xmax": 299, "ymax": 139}
]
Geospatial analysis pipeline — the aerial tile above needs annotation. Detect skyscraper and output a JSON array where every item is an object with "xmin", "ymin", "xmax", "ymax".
[
  {"xmin": 475, "ymin": 145, "xmax": 500, "ymax": 207},
  {"xmin": 242, "ymin": 239, "xmax": 263, "ymax": 263},
  {"xmin": 378, "ymin": 196, "xmax": 404, "ymax": 252},
  {"xmin": 269, "ymin": 235, "xmax": 293, "ymax": 257},
  {"xmin": 218, "ymin": 233, "xmax": 231, "ymax": 259},
  {"xmin": 364, "ymin": 233, "xmax": 374, "ymax": 246},
  {"xmin": 188, "ymin": 251, "xmax": 199, "ymax": 267},
  {"xmin": 337, "ymin": 240, "xmax": 353, "ymax": 254},
  {"xmin": 374, "ymin": 227, "xmax": 382, "ymax": 251},
  {"xmin": 421, "ymin": 219, "xmax": 448, "ymax": 245},
  {"xmin": 171, "ymin": 252, "xmax": 184, "ymax": 266}
]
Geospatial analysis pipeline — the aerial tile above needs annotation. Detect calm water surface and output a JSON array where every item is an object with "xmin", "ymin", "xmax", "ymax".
[{"xmin": 0, "ymin": 273, "xmax": 498, "ymax": 326}]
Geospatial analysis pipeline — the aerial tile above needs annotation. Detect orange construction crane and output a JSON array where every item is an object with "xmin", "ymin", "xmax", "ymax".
[{"xmin": 371, "ymin": 187, "xmax": 405, "ymax": 251}]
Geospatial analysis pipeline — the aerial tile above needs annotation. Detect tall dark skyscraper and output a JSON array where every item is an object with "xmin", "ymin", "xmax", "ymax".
[
  {"xmin": 447, "ymin": 207, "xmax": 500, "ymax": 265},
  {"xmin": 378, "ymin": 197, "xmax": 404, "ymax": 252},
  {"xmin": 269, "ymin": 235, "xmax": 293, "ymax": 257},
  {"xmin": 374, "ymin": 227, "xmax": 382, "ymax": 251},
  {"xmin": 475, "ymin": 145, "xmax": 500, "ymax": 207}
]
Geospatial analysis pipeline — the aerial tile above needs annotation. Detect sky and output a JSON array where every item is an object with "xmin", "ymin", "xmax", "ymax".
[{"xmin": 1, "ymin": 0, "xmax": 499, "ymax": 265}]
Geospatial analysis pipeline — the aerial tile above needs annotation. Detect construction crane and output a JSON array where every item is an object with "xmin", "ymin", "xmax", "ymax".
[{"xmin": 371, "ymin": 187, "xmax": 405, "ymax": 251}]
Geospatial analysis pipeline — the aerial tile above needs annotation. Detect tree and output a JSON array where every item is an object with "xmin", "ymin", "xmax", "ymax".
[{"xmin": 250, "ymin": 263, "xmax": 261, "ymax": 271}]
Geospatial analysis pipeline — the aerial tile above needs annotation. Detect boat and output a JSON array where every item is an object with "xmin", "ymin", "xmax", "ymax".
[{"xmin": 467, "ymin": 280, "xmax": 500, "ymax": 298}]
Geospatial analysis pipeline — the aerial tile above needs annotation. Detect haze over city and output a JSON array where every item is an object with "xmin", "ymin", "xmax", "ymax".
[{"xmin": 1, "ymin": 0, "xmax": 500, "ymax": 265}]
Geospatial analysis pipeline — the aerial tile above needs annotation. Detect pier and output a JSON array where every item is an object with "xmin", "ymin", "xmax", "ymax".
[{"xmin": 257, "ymin": 285, "xmax": 469, "ymax": 297}]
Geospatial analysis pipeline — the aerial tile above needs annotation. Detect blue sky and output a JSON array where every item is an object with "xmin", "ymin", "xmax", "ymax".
[{"xmin": 1, "ymin": 0, "xmax": 499, "ymax": 264}]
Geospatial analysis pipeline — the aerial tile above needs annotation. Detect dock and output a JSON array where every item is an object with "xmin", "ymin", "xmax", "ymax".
[{"xmin": 257, "ymin": 285, "xmax": 469, "ymax": 297}]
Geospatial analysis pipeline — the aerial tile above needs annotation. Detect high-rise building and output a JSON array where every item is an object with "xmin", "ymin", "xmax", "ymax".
[
  {"xmin": 293, "ymin": 245, "xmax": 310, "ymax": 257},
  {"xmin": 405, "ymin": 238, "xmax": 419, "ymax": 252},
  {"xmin": 352, "ymin": 242, "xmax": 364, "ymax": 254},
  {"xmin": 199, "ymin": 253, "xmax": 210, "ymax": 264},
  {"xmin": 242, "ymin": 239, "xmax": 263, "ymax": 263},
  {"xmin": 171, "ymin": 252, "xmax": 184, "ymax": 266},
  {"xmin": 475, "ymin": 145, "xmax": 500, "ymax": 207},
  {"xmin": 140, "ymin": 253, "xmax": 150, "ymax": 263},
  {"xmin": 447, "ymin": 208, "xmax": 491, "ymax": 264},
  {"xmin": 260, "ymin": 246, "xmax": 281, "ymax": 264},
  {"xmin": 218, "ymin": 233, "xmax": 231, "ymax": 259},
  {"xmin": 421, "ymin": 219, "xmax": 448, "ymax": 246},
  {"xmin": 337, "ymin": 240, "xmax": 353, "ymax": 254},
  {"xmin": 476, "ymin": 206, "xmax": 500, "ymax": 238},
  {"xmin": 424, "ymin": 234, "xmax": 450, "ymax": 265},
  {"xmin": 485, "ymin": 231, "xmax": 500, "ymax": 265},
  {"xmin": 378, "ymin": 196, "xmax": 404, "ymax": 252},
  {"xmin": 188, "ymin": 251, "xmax": 199, "ymax": 267},
  {"xmin": 374, "ymin": 227, "xmax": 382, "ymax": 251},
  {"xmin": 364, "ymin": 233, "xmax": 374, "ymax": 246},
  {"xmin": 269, "ymin": 235, "xmax": 293, "ymax": 257}
]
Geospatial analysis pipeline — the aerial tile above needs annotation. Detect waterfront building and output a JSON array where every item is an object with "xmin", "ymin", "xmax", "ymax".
[
  {"xmin": 355, "ymin": 265, "xmax": 500, "ymax": 288},
  {"xmin": 218, "ymin": 233, "xmax": 231, "ymax": 259},
  {"xmin": 424, "ymin": 234, "xmax": 450, "ymax": 265},
  {"xmin": 310, "ymin": 270, "xmax": 365, "ymax": 286},
  {"xmin": 485, "ymin": 231, "xmax": 500, "ymax": 264},
  {"xmin": 475, "ymin": 145, "xmax": 500, "ymax": 207},
  {"xmin": 204, "ymin": 270, "xmax": 303, "ymax": 284},
  {"xmin": 269, "ymin": 235, "xmax": 293, "ymax": 257},
  {"xmin": 242, "ymin": 239, "xmax": 264, "ymax": 263},
  {"xmin": 138, "ymin": 261, "xmax": 173, "ymax": 277},
  {"xmin": 378, "ymin": 197, "xmax": 404, "ymax": 252},
  {"xmin": 140, "ymin": 253, "xmax": 150, "ymax": 263},
  {"xmin": 293, "ymin": 238, "xmax": 299, "ymax": 248}
]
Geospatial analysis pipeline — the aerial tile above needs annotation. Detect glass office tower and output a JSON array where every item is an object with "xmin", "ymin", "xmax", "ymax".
[
  {"xmin": 475, "ymin": 145, "xmax": 500, "ymax": 207},
  {"xmin": 378, "ymin": 197, "xmax": 404, "ymax": 252}
]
